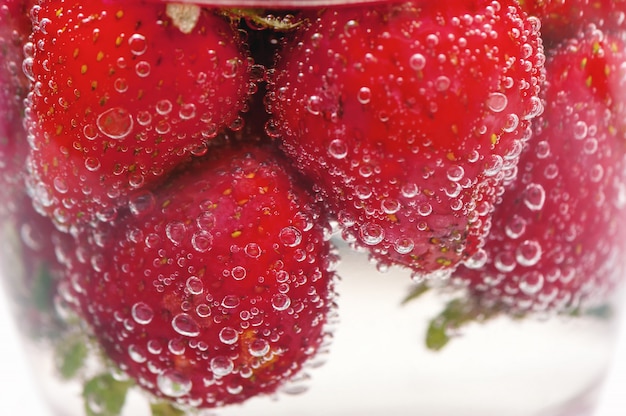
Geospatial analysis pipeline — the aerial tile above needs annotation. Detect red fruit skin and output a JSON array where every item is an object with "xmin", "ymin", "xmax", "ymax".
[
  {"xmin": 67, "ymin": 143, "xmax": 337, "ymax": 408},
  {"xmin": 454, "ymin": 29, "xmax": 626, "ymax": 314},
  {"xmin": 518, "ymin": 0, "xmax": 626, "ymax": 46},
  {"xmin": 268, "ymin": 1, "xmax": 545, "ymax": 276},
  {"xmin": 0, "ymin": 0, "xmax": 31, "ymax": 206},
  {"xmin": 25, "ymin": 0, "xmax": 252, "ymax": 231}
]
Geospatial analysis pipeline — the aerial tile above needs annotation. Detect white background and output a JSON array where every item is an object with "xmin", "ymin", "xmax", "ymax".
[{"xmin": 1, "ymin": 285, "xmax": 625, "ymax": 416}]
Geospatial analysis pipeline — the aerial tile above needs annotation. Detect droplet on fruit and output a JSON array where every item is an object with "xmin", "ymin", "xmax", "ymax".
[
  {"xmin": 96, "ymin": 107, "xmax": 133, "ymax": 139},
  {"xmin": 166, "ymin": 221, "xmax": 187, "ymax": 245},
  {"xmin": 248, "ymin": 338, "xmax": 270, "ymax": 358},
  {"xmin": 172, "ymin": 313, "xmax": 200, "ymax": 337},
  {"xmin": 186, "ymin": 276, "xmax": 203, "ymax": 295},
  {"xmin": 279, "ymin": 226, "xmax": 303, "ymax": 247},
  {"xmin": 128, "ymin": 344, "xmax": 147, "ymax": 363},
  {"xmin": 328, "ymin": 139, "xmax": 348, "ymax": 159},
  {"xmin": 515, "ymin": 239, "xmax": 542, "ymax": 267},
  {"xmin": 487, "ymin": 92, "xmax": 508, "ymax": 112},
  {"xmin": 210, "ymin": 356, "xmax": 234, "ymax": 377},
  {"xmin": 219, "ymin": 327, "xmax": 239, "ymax": 345},
  {"xmin": 523, "ymin": 183, "xmax": 546, "ymax": 211},
  {"xmin": 359, "ymin": 223, "xmax": 384, "ymax": 245},
  {"xmin": 128, "ymin": 33, "xmax": 147, "ymax": 56},
  {"xmin": 271, "ymin": 293, "xmax": 291, "ymax": 311},
  {"xmin": 157, "ymin": 369, "xmax": 192, "ymax": 398},
  {"xmin": 519, "ymin": 271, "xmax": 545, "ymax": 296},
  {"xmin": 131, "ymin": 302, "xmax": 154, "ymax": 325}
]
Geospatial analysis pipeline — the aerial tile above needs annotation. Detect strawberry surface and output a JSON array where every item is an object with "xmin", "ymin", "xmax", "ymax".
[
  {"xmin": 66, "ymin": 142, "xmax": 337, "ymax": 408},
  {"xmin": 25, "ymin": 0, "xmax": 252, "ymax": 231},
  {"xmin": 0, "ymin": 0, "xmax": 31, "ymax": 208},
  {"xmin": 453, "ymin": 28, "xmax": 626, "ymax": 314},
  {"xmin": 518, "ymin": 0, "xmax": 626, "ymax": 47},
  {"xmin": 268, "ymin": 0, "xmax": 545, "ymax": 277}
]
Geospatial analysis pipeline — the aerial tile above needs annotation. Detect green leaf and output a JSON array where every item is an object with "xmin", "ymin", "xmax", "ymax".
[
  {"xmin": 31, "ymin": 263, "xmax": 55, "ymax": 312},
  {"xmin": 55, "ymin": 334, "xmax": 88, "ymax": 380},
  {"xmin": 400, "ymin": 283, "xmax": 430, "ymax": 306},
  {"xmin": 83, "ymin": 374, "xmax": 133, "ymax": 416},
  {"xmin": 150, "ymin": 401, "xmax": 186, "ymax": 416},
  {"xmin": 426, "ymin": 298, "xmax": 501, "ymax": 351}
]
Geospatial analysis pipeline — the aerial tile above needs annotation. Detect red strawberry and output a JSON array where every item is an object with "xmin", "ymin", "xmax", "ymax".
[
  {"xmin": 25, "ymin": 0, "xmax": 252, "ymax": 231},
  {"xmin": 453, "ymin": 28, "xmax": 626, "ymax": 315},
  {"xmin": 518, "ymin": 0, "xmax": 626, "ymax": 47},
  {"xmin": 67, "ymin": 142, "xmax": 337, "ymax": 408},
  {"xmin": 0, "ymin": 0, "xmax": 31, "ymax": 207},
  {"xmin": 268, "ymin": 1, "xmax": 545, "ymax": 277}
]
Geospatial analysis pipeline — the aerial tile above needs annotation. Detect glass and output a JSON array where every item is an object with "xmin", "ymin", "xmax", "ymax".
[{"xmin": 1, "ymin": 1, "xmax": 626, "ymax": 415}]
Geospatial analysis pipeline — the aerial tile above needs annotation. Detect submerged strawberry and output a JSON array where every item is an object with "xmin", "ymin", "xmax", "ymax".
[
  {"xmin": 268, "ymin": 0, "xmax": 545, "ymax": 277},
  {"xmin": 518, "ymin": 0, "xmax": 626, "ymax": 46},
  {"xmin": 67, "ymin": 142, "xmax": 337, "ymax": 408},
  {"xmin": 453, "ymin": 29, "xmax": 626, "ymax": 315},
  {"xmin": 0, "ymin": 0, "xmax": 31, "ymax": 206},
  {"xmin": 25, "ymin": 0, "xmax": 252, "ymax": 231}
]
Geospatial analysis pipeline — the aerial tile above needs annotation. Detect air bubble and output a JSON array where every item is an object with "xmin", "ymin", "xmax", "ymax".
[
  {"xmin": 505, "ymin": 215, "xmax": 526, "ymax": 239},
  {"xmin": 244, "ymin": 242, "xmax": 262, "ymax": 258},
  {"xmin": 523, "ymin": 183, "xmax": 545, "ymax": 211},
  {"xmin": 446, "ymin": 165, "xmax": 465, "ymax": 182},
  {"xmin": 306, "ymin": 95, "xmax": 322, "ymax": 115},
  {"xmin": 381, "ymin": 198, "xmax": 401, "ymax": 215},
  {"xmin": 128, "ymin": 345, "xmax": 147, "ymax": 363},
  {"xmin": 157, "ymin": 370, "xmax": 192, "ymax": 398},
  {"xmin": 166, "ymin": 221, "xmax": 187, "ymax": 245},
  {"xmin": 357, "ymin": 87, "xmax": 372, "ymax": 104},
  {"xmin": 179, "ymin": 103, "xmax": 196, "ymax": 120},
  {"xmin": 186, "ymin": 276, "xmax": 203, "ymax": 295},
  {"xmin": 128, "ymin": 33, "xmax": 147, "ymax": 56},
  {"xmin": 359, "ymin": 223, "xmax": 384, "ymax": 246},
  {"xmin": 172, "ymin": 313, "xmax": 200, "ymax": 337},
  {"xmin": 271, "ymin": 293, "xmax": 291, "ymax": 311},
  {"xmin": 231, "ymin": 266, "xmax": 247, "ymax": 281},
  {"xmin": 516, "ymin": 240, "xmax": 542, "ymax": 267},
  {"xmin": 248, "ymin": 338, "xmax": 270, "ymax": 357},
  {"xmin": 328, "ymin": 139, "xmax": 348, "ymax": 159},
  {"xmin": 279, "ymin": 226, "xmax": 302, "ymax": 247},
  {"xmin": 96, "ymin": 107, "xmax": 133, "ymax": 139},
  {"xmin": 503, "ymin": 113, "xmax": 519, "ymax": 132},
  {"xmin": 487, "ymin": 92, "xmax": 508, "ymax": 112},
  {"xmin": 156, "ymin": 99, "xmax": 173, "ymax": 116},
  {"xmin": 211, "ymin": 356, "xmax": 234, "ymax": 377},
  {"xmin": 409, "ymin": 53, "xmax": 426, "ymax": 71},
  {"xmin": 135, "ymin": 61, "xmax": 151, "ymax": 77},
  {"xmin": 222, "ymin": 295, "xmax": 240, "ymax": 309},
  {"xmin": 393, "ymin": 237, "xmax": 415, "ymax": 255},
  {"xmin": 519, "ymin": 271, "xmax": 544, "ymax": 296},
  {"xmin": 131, "ymin": 302, "xmax": 154, "ymax": 325},
  {"xmin": 191, "ymin": 231, "xmax": 213, "ymax": 252},
  {"xmin": 168, "ymin": 338, "xmax": 186, "ymax": 355},
  {"xmin": 219, "ymin": 327, "xmax": 239, "ymax": 345},
  {"xmin": 435, "ymin": 76, "xmax": 450, "ymax": 92}
]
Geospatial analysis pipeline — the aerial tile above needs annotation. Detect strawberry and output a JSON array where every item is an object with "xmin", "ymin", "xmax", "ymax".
[
  {"xmin": 24, "ymin": 0, "xmax": 253, "ymax": 231},
  {"xmin": 66, "ymin": 142, "xmax": 337, "ymax": 408},
  {"xmin": 267, "ymin": 1, "xmax": 545, "ymax": 277},
  {"xmin": 518, "ymin": 0, "xmax": 626, "ymax": 47},
  {"xmin": 453, "ymin": 28, "xmax": 626, "ymax": 315},
  {"xmin": 0, "ymin": 0, "xmax": 31, "ymax": 208}
]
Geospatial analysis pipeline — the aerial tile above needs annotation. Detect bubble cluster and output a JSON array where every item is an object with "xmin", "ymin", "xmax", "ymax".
[{"xmin": 267, "ymin": 0, "xmax": 545, "ymax": 276}]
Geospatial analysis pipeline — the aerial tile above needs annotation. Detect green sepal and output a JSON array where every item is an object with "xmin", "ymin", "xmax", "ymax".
[
  {"xmin": 400, "ymin": 283, "xmax": 430, "ymax": 305},
  {"xmin": 55, "ymin": 334, "xmax": 88, "ymax": 380},
  {"xmin": 83, "ymin": 373, "xmax": 133, "ymax": 416},
  {"xmin": 426, "ymin": 298, "xmax": 501, "ymax": 351}
]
